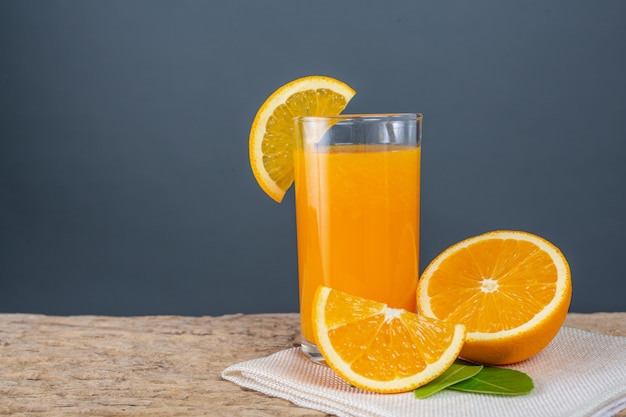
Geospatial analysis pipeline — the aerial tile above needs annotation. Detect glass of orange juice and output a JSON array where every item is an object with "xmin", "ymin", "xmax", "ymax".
[{"xmin": 294, "ymin": 113, "xmax": 422, "ymax": 363}]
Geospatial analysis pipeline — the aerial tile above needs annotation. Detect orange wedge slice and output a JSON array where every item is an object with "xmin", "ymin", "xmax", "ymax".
[
  {"xmin": 249, "ymin": 76, "xmax": 355, "ymax": 202},
  {"xmin": 417, "ymin": 230, "xmax": 572, "ymax": 365},
  {"xmin": 313, "ymin": 286, "xmax": 466, "ymax": 393}
]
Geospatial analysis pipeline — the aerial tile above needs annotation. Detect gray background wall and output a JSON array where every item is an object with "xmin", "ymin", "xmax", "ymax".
[{"xmin": 1, "ymin": 0, "xmax": 625, "ymax": 316}]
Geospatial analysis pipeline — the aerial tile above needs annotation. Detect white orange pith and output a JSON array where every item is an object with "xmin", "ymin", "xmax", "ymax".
[
  {"xmin": 313, "ymin": 286, "xmax": 466, "ymax": 393},
  {"xmin": 417, "ymin": 230, "xmax": 572, "ymax": 365},
  {"xmin": 249, "ymin": 76, "xmax": 355, "ymax": 202}
]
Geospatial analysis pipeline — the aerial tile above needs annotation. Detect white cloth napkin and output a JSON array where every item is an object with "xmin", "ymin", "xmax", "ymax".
[{"xmin": 222, "ymin": 326, "xmax": 626, "ymax": 417}]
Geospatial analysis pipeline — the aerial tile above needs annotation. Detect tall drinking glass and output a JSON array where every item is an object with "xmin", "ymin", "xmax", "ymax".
[{"xmin": 294, "ymin": 113, "xmax": 422, "ymax": 363}]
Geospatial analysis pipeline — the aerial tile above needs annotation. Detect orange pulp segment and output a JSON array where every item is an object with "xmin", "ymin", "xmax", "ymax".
[{"xmin": 313, "ymin": 286, "xmax": 465, "ymax": 393}]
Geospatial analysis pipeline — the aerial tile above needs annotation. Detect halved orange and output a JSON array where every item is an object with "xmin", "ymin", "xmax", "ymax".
[
  {"xmin": 417, "ymin": 230, "xmax": 572, "ymax": 365},
  {"xmin": 313, "ymin": 286, "xmax": 466, "ymax": 393},
  {"xmin": 249, "ymin": 76, "xmax": 356, "ymax": 202}
]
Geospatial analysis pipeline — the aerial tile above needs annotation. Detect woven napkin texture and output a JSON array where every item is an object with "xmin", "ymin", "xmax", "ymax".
[{"xmin": 222, "ymin": 326, "xmax": 626, "ymax": 417}]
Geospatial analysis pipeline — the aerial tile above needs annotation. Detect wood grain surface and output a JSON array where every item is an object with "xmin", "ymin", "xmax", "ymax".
[{"xmin": 0, "ymin": 312, "xmax": 624, "ymax": 416}]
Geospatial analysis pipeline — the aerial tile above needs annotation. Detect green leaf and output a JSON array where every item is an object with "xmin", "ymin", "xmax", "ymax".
[
  {"xmin": 448, "ymin": 365, "xmax": 534, "ymax": 395},
  {"xmin": 414, "ymin": 360, "xmax": 483, "ymax": 399}
]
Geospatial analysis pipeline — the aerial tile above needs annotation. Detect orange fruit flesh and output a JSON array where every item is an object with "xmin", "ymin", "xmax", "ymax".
[
  {"xmin": 260, "ymin": 88, "xmax": 351, "ymax": 193},
  {"xmin": 428, "ymin": 239, "xmax": 559, "ymax": 333},
  {"xmin": 417, "ymin": 230, "xmax": 572, "ymax": 365},
  {"xmin": 314, "ymin": 286, "xmax": 465, "ymax": 393}
]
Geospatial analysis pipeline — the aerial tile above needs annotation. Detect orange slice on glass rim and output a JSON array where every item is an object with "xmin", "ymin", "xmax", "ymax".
[{"xmin": 249, "ymin": 76, "xmax": 355, "ymax": 202}]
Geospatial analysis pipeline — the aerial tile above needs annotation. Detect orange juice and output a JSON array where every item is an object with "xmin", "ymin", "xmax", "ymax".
[{"xmin": 294, "ymin": 144, "xmax": 421, "ymax": 343}]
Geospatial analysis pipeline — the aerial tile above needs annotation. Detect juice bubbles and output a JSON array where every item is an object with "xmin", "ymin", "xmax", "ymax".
[{"xmin": 294, "ymin": 143, "xmax": 421, "ymax": 346}]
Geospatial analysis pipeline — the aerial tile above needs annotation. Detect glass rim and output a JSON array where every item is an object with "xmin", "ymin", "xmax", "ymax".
[{"xmin": 295, "ymin": 113, "xmax": 422, "ymax": 122}]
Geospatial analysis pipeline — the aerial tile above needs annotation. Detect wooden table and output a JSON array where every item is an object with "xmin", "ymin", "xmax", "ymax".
[{"xmin": 1, "ymin": 312, "xmax": 624, "ymax": 416}]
